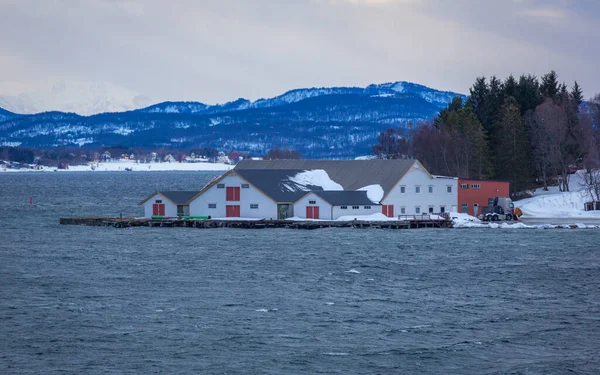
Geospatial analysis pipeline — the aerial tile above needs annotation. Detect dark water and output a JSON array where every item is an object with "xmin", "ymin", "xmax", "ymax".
[{"xmin": 1, "ymin": 172, "xmax": 600, "ymax": 374}]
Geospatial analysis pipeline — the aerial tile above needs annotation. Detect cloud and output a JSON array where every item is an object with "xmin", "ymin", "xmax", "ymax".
[{"xmin": 0, "ymin": 0, "xmax": 598, "ymax": 103}]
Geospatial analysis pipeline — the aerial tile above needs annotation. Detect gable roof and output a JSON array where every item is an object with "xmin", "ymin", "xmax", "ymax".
[
  {"xmin": 303, "ymin": 190, "xmax": 380, "ymax": 206},
  {"xmin": 138, "ymin": 191, "xmax": 199, "ymax": 205},
  {"xmin": 234, "ymin": 159, "xmax": 417, "ymax": 196},
  {"xmin": 233, "ymin": 169, "xmax": 317, "ymax": 203}
]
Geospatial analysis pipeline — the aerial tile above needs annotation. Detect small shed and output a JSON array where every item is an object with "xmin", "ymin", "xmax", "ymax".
[
  {"xmin": 139, "ymin": 191, "xmax": 199, "ymax": 218},
  {"xmin": 294, "ymin": 191, "xmax": 380, "ymax": 220},
  {"xmin": 584, "ymin": 201, "xmax": 600, "ymax": 211}
]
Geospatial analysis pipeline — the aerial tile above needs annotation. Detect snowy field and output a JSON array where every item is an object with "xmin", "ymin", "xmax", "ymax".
[
  {"xmin": 0, "ymin": 161, "xmax": 233, "ymax": 173},
  {"xmin": 515, "ymin": 171, "xmax": 600, "ymax": 219}
]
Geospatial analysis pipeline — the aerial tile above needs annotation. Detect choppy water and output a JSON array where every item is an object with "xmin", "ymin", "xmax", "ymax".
[{"xmin": 1, "ymin": 172, "xmax": 600, "ymax": 374}]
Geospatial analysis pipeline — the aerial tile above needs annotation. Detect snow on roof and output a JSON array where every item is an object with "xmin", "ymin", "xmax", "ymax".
[
  {"xmin": 358, "ymin": 184, "xmax": 384, "ymax": 204},
  {"xmin": 289, "ymin": 169, "xmax": 343, "ymax": 191}
]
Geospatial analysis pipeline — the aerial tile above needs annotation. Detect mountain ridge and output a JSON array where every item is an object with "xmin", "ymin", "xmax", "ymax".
[{"xmin": 0, "ymin": 81, "xmax": 465, "ymax": 158}]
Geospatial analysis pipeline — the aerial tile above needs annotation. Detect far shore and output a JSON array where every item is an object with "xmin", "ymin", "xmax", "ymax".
[{"xmin": 0, "ymin": 161, "xmax": 233, "ymax": 173}]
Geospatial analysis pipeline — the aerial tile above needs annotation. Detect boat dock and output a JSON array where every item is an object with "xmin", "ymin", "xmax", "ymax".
[{"xmin": 59, "ymin": 217, "xmax": 452, "ymax": 229}]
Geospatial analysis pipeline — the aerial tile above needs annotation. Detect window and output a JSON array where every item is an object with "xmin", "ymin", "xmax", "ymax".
[
  {"xmin": 217, "ymin": 184, "xmax": 225, "ymax": 189},
  {"xmin": 364, "ymin": 206, "xmax": 371, "ymax": 209},
  {"xmin": 415, "ymin": 206, "xmax": 421, "ymax": 214},
  {"xmin": 472, "ymin": 184, "xmax": 481, "ymax": 189},
  {"xmin": 428, "ymin": 186, "xmax": 434, "ymax": 194},
  {"xmin": 241, "ymin": 184, "xmax": 250, "ymax": 189},
  {"xmin": 352, "ymin": 206, "xmax": 359, "ymax": 210},
  {"xmin": 460, "ymin": 184, "xmax": 469, "ymax": 189},
  {"xmin": 340, "ymin": 206, "xmax": 348, "ymax": 210},
  {"xmin": 208, "ymin": 203, "xmax": 217, "ymax": 209},
  {"xmin": 415, "ymin": 186, "xmax": 421, "ymax": 194},
  {"xmin": 400, "ymin": 207, "xmax": 406, "ymax": 214},
  {"xmin": 447, "ymin": 186, "xmax": 453, "ymax": 193},
  {"xmin": 250, "ymin": 204, "xmax": 259, "ymax": 209},
  {"xmin": 440, "ymin": 206, "xmax": 446, "ymax": 213},
  {"xmin": 400, "ymin": 186, "xmax": 406, "ymax": 194},
  {"xmin": 155, "ymin": 200, "xmax": 162, "ymax": 203},
  {"xmin": 428, "ymin": 206, "xmax": 434, "ymax": 214},
  {"xmin": 309, "ymin": 200, "xmax": 316, "ymax": 205}
]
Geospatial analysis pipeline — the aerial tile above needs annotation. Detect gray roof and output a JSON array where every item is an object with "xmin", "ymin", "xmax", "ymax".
[
  {"xmin": 309, "ymin": 190, "xmax": 379, "ymax": 206},
  {"xmin": 158, "ymin": 191, "xmax": 199, "ymax": 205},
  {"xmin": 234, "ymin": 169, "xmax": 317, "ymax": 203},
  {"xmin": 235, "ymin": 159, "xmax": 417, "ymax": 195}
]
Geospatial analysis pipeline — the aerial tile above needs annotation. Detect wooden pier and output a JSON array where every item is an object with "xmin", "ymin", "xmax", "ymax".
[{"xmin": 59, "ymin": 217, "xmax": 452, "ymax": 230}]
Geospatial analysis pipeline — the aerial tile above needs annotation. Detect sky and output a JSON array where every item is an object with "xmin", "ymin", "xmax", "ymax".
[{"xmin": 0, "ymin": 0, "xmax": 599, "ymax": 104}]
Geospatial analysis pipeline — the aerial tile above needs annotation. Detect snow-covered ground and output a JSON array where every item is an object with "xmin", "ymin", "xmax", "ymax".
[
  {"xmin": 450, "ymin": 211, "xmax": 599, "ymax": 229},
  {"xmin": 0, "ymin": 161, "xmax": 232, "ymax": 173},
  {"xmin": 515, "ymin": 171, "xmax": 600, "ymax": 219}
]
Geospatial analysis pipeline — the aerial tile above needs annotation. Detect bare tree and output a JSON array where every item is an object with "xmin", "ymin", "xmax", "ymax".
[
  {"xmin": 530, "ymin": 99, "xmax": 573, "ymax": 191},
  {"xmin": 264, "ymin": 147, "xmax": 302, "ymax": 160},
  {"xmin": 372, "ymin": 128, "xmax": 409, "ymax": 160}
]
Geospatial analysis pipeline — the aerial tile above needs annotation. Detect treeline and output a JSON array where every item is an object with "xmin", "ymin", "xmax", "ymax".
[{"xmin": 374, "ymin": 71, "xmax": 600, "ymax": 195}]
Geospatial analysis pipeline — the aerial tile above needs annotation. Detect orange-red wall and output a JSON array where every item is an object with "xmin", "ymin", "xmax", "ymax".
[{"xmin": 458, "ymin": 179, "xmax": 510, "ymax": 216}]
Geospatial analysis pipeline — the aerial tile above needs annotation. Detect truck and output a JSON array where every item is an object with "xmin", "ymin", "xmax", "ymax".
[{"xmin": 478, "ymin": 197, "xmax": 521, "ymax": 222}]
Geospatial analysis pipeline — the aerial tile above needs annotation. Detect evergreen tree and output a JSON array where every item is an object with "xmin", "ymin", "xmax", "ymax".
[
  {"xmin": 540, "ymin": 70, "xmax": 559, "ymax": 99},
  {"xmin": 515, "ymin": 74, "xmax": 542, "ymax": 115},
  {"xmin": 496, "ymin": 97, "xmax": 533, "ymax": 193},
  {"xmin": 436, "ymin": 101, "xmax": 493, "ymax": 179},
  {"xmin": 570, "ymin": 81, "xmax": 583, "ymax": 107},
  {"xmin": 503, "ymin": 75, "xmax": 518, "ymax": 99}
]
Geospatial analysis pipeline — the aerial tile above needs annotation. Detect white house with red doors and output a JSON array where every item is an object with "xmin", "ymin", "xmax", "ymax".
[
  {"xmin": 187, "ymin": 172, "xmax": 280, "ymax": 219},
  {"xmin": 179, "ymin": 159, "xmax": 458, "ymax": 220},
  {"xmin": 139, "ymin": 191, "xmax": 199, "ymax": 218}
]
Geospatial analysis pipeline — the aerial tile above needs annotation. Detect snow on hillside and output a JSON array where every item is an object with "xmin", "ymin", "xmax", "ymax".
[
  {"xmin": 0, "ymin": 81, "xmax": 154, "ymax": 116},
  {"xmin": 515, "ymin": 171, "xmax": 600, "ymax": 219}
]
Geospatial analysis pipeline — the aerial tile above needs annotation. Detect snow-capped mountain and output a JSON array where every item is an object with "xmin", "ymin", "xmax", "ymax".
[
  {"xmin": 138, "ymin": 81, "xmax": 460, "ymax": 115},
  {"xmin": 0, "ymin": 81, "xmax": 154, "ymax": 116},
  {"xmin": 0, "ymin": 81, "xmax": 465, "ymax": 158}
]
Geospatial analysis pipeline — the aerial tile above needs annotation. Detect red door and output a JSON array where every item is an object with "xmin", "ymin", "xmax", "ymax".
[
  {"xmin": 226, "ymin": 205, "xmax": 240, "ymax": 217},
  {"xmin": 382, "ymin": 205, "xmax": 394, "ymax": 217},
  {"xmin": 306, "ymin": 206, "xmax": 313, "ymax": 219},
  {"xmin": 226, "ymin": 187, "xmax": 240, "ymax": 201},
  {"xmin": 152, "ymin": 203, "xmax": 165, "ymax": 216},
  {"xmin": 306, "ymin": 206, "xmax": 321, "ymax": 219}
]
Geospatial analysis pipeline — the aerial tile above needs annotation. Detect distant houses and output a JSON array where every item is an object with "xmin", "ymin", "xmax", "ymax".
[{"xmin": 139, "ymin": 159, "xmax": 465, "ymax": 220}]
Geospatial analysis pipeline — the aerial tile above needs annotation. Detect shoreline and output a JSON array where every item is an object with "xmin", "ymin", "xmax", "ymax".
[{"xmin": 0, "ymin": 162, "xmax": 233, "ymax": 173}]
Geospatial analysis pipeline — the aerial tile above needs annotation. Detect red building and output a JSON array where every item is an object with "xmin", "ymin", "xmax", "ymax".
[{"xmin": 458, "ymin": 179, "xmax": 510, "ymax": 216}]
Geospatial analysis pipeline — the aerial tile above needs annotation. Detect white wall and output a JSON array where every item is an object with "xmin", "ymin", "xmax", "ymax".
[
  {"xmin": 189, "ymin": 174, "xmax": 277, "ymax": 219},
  {"xmin": 332, "ymin": 205, "xmax": 380, "ymax": 219},
  {"xmin": 382, "ymin": 163, "xmax": 458, "ymax": 216},
  {"xmin": 294, "ymin": 193, "xmax": 333, "ymax": 220},
  {"xmin": 142, "ymin": 193, "xmax": 178, "ymax": 218}
]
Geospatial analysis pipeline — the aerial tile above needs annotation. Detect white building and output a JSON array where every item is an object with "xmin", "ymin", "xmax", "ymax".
[
  {"xmin": 139, "ymin": 191, "xmax": 199, "ymax": 218},
  {"xmin": 294, "ymin": 191, "xmax": 381, "ymax": 220},
  {"xmin": 182, "ymin": 159, "xmax": 458, "ymax": 220}
]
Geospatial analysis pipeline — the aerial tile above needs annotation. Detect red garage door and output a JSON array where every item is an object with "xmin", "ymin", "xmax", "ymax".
[
  {"xmin": 306, "ymin": 206, "xmax": 320, "ymax": 219},
  {"xmin": 382, "ymin": 205, "xmax": 394, "ymax": 218},
  {"xmin": 226, "ymin": 205, "xmax": 241, "ymax": 218},
  {"xmin": 152, "ymin": 203, "xmax": 165, "ymax": 216}
]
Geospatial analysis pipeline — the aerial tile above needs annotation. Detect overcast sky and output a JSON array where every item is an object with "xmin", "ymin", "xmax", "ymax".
[{"xmin": 0, "ymin": 0, "xmax": 599, "ymax": 103}]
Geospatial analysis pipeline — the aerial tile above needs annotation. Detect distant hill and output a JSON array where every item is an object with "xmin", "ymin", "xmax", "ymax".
[
  {"xmin": 0, "ymin": 107, "xmax": 19, "ymax": 122},
  {"xmin": 0, "ymin": 81, "xmax": 465, "ymax": 158}
]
